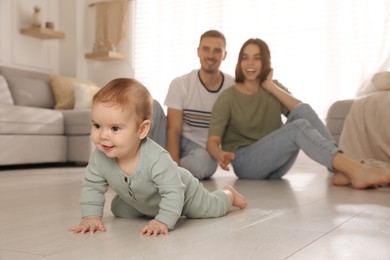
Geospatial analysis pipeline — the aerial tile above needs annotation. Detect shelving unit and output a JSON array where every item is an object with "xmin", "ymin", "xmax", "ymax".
[
  {"xmin": 84, "ymin": 51, "xmax": 126, "ymax": 61},
  {"xmin": 20, "ymin": 27, "xmax": 65, "ymax": 39}
]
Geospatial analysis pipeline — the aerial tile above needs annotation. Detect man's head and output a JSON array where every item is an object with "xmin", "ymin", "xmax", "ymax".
[{"xmin": 197, "ymin": 30, "xmax": 227, "ymax": 74}]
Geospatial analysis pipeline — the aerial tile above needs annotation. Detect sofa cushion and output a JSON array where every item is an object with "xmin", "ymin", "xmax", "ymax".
[
  {"xmin": 49, "ymin": 75, "xmax": 98, "ymax": 110},
  {"xmin": 372, "ymin": 71, "xmax": 390, "ymax": 91},
  {"xmin": 5, "ymin": 76, "xmax": 55, "ymax": 108},
  {"xmin": 73, "ymin": 83, "xmax": 100, "ymax": 110},
  {"xmin": 0, "ymin": 75, "xmax": 14, "ymax": 105},
  {"xmin": 61, "ymin": 110, "xmax": 92, "ymax": 135},
  {"xmin": 0, "ymin": 104, "xmax": 64, "ymax": 135}
]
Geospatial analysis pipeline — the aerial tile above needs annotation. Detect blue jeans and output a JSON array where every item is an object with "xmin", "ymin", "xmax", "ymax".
[
  {"xmin": 148, "ymin": 99, "xmax": 167, "ymax": 149},
  {"xmin": 180, "ymin": 136, "xmax": 217, "ymax": 180},
  {"xmin": 232, "ymin": 103, "xmax": 340, "ymax": 179}
]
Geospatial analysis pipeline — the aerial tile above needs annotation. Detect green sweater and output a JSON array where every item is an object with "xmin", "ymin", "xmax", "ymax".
[
  {"xmin": 209, "ymin": 80, "xmax": 289, "ymax": 152},
  {"xmin": 80, "ymin": 138, "xmax": 230, "ymax": 229}
]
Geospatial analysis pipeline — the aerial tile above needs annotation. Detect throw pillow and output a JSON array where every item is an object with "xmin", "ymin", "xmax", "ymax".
[
  {"xmin": 0, "ymin": 75, "xmax": 14, "ymax": 105},
  {"xmin": 5, "ymin": 76, "xmax": 54, "ymax": 108},
  {"xmin": 49, "ymin": 75, "xmax": 97, "ymax": 110},
  {"xmin": 73, "ymin": 83, "xmax": 101, "ymax": 110},
  {"xmin": 372, "ymin": 71, "xmax": 390, "ymax": 91}
]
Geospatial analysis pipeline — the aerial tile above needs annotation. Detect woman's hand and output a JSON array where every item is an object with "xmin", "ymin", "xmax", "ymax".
[
  {"xmin": 140, "ymin": 219, "xmax": 169, "ymax": 236},
  {"xmin": 69, "ymin": 216, "xmax": 106, "ymax": 234},
  {"xmin": 207, "ymin": 136, "xmax": 235, "ymax": 171},
  {"xmin": 218, "ymin": 152, "xmax": 236, "ymax": 171},
  {"xmin": 261, "ymin": 68, "xmax": 274, "ymax": 90},
  {"xmin": 261, "ymin": 68, "xmax": 301, "ymax": 110}
]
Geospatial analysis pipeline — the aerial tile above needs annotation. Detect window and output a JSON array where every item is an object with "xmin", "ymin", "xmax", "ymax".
[{"xmin": 134, "ymin": 0, "xmax": 390, "ymax": 117}]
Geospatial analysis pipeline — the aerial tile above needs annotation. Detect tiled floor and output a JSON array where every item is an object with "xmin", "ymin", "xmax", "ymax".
[{"xmin": 1, "ymin": 153, "xmax": 389, "ymax": 260}]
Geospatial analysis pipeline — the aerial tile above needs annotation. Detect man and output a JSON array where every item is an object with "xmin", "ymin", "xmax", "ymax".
[{"xmin": 164, "ymin": 30, "xmax": 234, "ymax": 179}]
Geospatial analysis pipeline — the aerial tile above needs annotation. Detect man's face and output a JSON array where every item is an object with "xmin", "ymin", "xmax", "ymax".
[{"xmin": 197, "ymin": 37, "xmax": 227, "ymax": 74}]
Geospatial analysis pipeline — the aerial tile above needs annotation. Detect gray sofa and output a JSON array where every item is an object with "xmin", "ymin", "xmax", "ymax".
[
  {"xmin": 325, "ymin": 99, "xmax": 354, "ymax": 144},
  {"xmin": 0, "ymin": 66, "xmax": 166, "ymax": 166},
  {"xmin": 0, "ymin": 66, "xmax": 93, "ymax": 166}
]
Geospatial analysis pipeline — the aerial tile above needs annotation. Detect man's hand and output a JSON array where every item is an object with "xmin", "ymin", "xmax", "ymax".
[
  {"xmin": 140, "ymin": 219, "xmax": 169, "ymax": 236},
  {"xmin": 69, "ymin": 216, "xmax": 106, "ymax": 234}
]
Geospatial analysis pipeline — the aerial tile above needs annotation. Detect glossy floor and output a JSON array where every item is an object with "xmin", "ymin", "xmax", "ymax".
[{"xmin": 1, "ymin": 154, "xmax": 389, "ymax": 260}]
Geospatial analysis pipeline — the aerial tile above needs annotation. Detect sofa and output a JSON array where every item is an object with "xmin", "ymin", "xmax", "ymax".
[
  {"xmin": 325, "ymin": 99, "xmax": 353, "ymax": 144},
  {"xmin": 326, "ymin": 72, "xmax": 390, "ymax": 168},
  {"xmin": 0, "ymin": 66, "xmax": 95, "ymax": 166},
  {"xmin": 0, "ymin": 66, "xmax": 166, "ymax": 166},
  {"xmin": 326, "ymin": 71, "xmax": 390, "ymax": 145}
]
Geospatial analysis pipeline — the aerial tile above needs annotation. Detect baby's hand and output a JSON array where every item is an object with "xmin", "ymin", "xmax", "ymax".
[
  {"xmin": 69, "ymin": 216, "xmax": 106, "ymax": 234},
  {"xmin": 140, "ymin": 219, "xmax": 169, "ymax": 236}
]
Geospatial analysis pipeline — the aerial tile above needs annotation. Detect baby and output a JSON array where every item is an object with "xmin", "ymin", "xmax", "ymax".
[{"xmin": 69, "ymin": 78, "xmax": 247, "ymax": 236}]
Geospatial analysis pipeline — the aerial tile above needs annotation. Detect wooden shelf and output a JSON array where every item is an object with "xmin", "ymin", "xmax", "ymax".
[
  {"xmin": 85, "ymin": 51, "xmax": 126, "ymax": 61},
  {"xmin": 20, "ymin": 27, "xmax": 65, "ymax": 39}
]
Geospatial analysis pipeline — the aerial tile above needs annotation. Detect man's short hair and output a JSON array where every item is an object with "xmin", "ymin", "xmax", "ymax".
[{"xmin": 199, "ymin": 30, "xmax": 226, "ymax": 47}]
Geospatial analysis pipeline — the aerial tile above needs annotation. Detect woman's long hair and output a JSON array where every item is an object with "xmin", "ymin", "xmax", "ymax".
[{"xmin": 235, "ymin": 38, "xmax": 271, "ymax": 85}]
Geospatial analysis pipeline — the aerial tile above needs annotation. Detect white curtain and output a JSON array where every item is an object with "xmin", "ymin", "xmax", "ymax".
[{"xmin": 134, "ymin": 0, "xmax": 390, "ymax": 118}]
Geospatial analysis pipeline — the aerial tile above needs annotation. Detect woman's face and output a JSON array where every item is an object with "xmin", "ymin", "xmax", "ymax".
[{"xmin": 240, "ymin": 43, "xmax": 262, "ymax": 82}]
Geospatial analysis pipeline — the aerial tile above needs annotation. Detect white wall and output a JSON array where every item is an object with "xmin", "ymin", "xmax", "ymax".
[
  {"xmin": 0, "ymin": 0, "xmax": 135, "ymax": 88},
  {"xmin": 76, "ymin": 0, "xmax": 135, "ymax": 87},
  {"xmin": 0, "ymin": 1, "xmax": 9, "ymax": 66},
  {"xmin": 0, "ymin": 0, "xmax": 60, "ymax": 73}
]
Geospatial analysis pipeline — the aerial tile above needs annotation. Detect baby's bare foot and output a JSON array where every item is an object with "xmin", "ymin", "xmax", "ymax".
[{"xmin": 223, "ymin": 185, "xmax": 248, "ymax": 209}]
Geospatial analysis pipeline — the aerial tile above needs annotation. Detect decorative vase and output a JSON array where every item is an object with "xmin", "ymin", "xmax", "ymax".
[{"xmin": 32, "ymin": 6, "xmax": 42, "ymax": 28}]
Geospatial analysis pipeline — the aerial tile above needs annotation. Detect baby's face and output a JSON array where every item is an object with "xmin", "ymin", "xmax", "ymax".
[{"xmin": 90, "ymin": 102, "xmax": 141, "ymax": 160}]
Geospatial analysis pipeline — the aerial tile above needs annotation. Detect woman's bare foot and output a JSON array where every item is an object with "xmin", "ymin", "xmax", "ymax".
[
  {"xmin": 223, "ymin": 185, "xmax": 248, "ymax": 209},
  {"xmin": 332, "ymin": 153, "xmax": 390, "ymax": 189},
  {"xmin": 332, "ymin": 171, "xmax": 351, "ymax": 186},
  {"xmin": 348, "ymin": 164, "xmax": 390, "ymax": 189}
]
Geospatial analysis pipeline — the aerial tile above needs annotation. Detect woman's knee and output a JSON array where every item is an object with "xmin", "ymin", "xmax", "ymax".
[
  {"xmin": 288, "ymin": 103, "xmax": 315, "ymax": 120},
  {"xmin": 286, "ymin": 118, "xmax": 311, "ymax": 132},
  {"xmin": 293, "ymin": 102, "xmax": 313, "ymax": 112}
]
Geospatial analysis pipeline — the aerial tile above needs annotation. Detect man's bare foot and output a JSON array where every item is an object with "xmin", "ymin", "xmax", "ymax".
[
  {"xmin": 332, "ymin": 171, "xmax": 351, "ymax": 186},
  {"xmin": 348, "ymin": 164, "xmax": 390, "ymax": 189},
  {"xmin": 223, "ymin": 185, "xmax": 248, "ymax": 209}
]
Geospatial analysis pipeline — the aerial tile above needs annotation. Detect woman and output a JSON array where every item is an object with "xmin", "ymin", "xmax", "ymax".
[{"xmin": 206, "ymin": 38, "xmax": 390, "ymax": 189}]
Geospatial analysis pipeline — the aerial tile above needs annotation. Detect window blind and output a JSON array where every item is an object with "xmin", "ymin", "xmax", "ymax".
[{"xmin": 134, "ymin": 0, "xmax": 390, "ymax": 116}]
